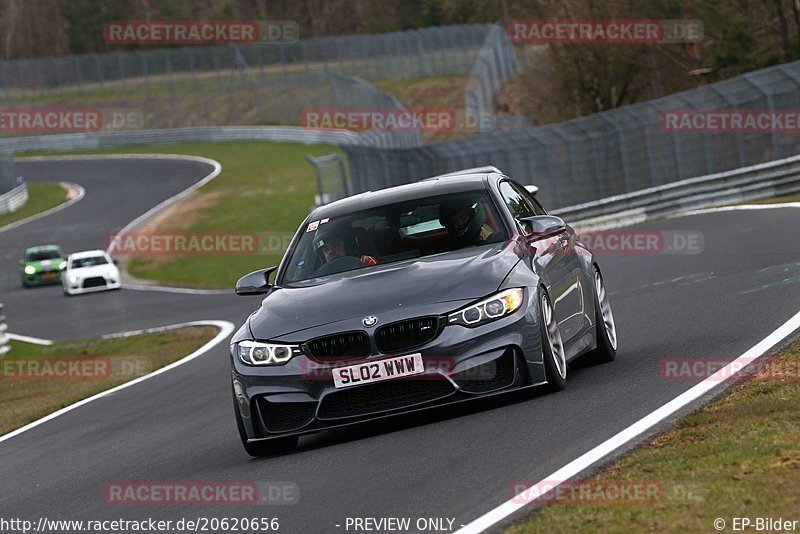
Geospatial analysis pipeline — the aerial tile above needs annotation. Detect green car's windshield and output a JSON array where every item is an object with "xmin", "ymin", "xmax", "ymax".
[
  {"xmin": 282, "ymin": 191, "xmax": 507, "ymax": 285},
  {"xmin": 26, "ymin": 250, "xmax": 62, "ymax": 262}
]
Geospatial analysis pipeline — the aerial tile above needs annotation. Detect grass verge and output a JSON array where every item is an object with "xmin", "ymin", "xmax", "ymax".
[
  {"xmin": 21, "ymin": 141, "xmax": 343, "ymax": 288},
  {"xmin": 0, "ymin": 182, "xmax": 69, "ymax": 229},
  {"xmin": 0, "ymin": 326, "xmax": 218, "ymax": 436},
  {"xmin": 509, "ymin": 338, "xmax": 800, "ymax": 533}
]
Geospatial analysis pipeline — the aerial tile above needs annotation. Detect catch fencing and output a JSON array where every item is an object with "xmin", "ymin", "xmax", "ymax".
[
  {"xmin": 342, "ymin": 59, "xmax": 800, "ymax": 211},
  {"xmin": 0, "ymin": 25, "xmax": 499, "ymax": 134}
]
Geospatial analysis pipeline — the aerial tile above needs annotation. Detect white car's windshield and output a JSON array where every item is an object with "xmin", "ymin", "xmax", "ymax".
[{"xmin": 71, "ymin": 256, "xmax": 109, "ymax": 268}]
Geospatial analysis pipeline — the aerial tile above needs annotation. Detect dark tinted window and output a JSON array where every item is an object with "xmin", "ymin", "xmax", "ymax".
[
  {"xmin": 71, "ymin": 256, "xmax": 109, "ymax": 268},
  {"xmin": 282, "ymin": 191, "xmax": 507, "ymax": 285},
  {"xmin": 26, "ymin": 249, "xmax": 62, "ymax": 262}
]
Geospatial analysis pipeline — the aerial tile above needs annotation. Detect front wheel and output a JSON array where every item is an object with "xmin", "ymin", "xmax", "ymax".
[{"xmin": 539, "ymin": 290, "xmax": 567, "ymax": 391}]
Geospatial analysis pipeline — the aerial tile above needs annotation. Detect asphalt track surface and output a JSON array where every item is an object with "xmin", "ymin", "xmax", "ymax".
[{"xmin": 1, "ymin": 158, "xmax": 799, "ymax": 532}]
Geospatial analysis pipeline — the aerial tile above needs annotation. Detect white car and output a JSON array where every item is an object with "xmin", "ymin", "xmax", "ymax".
[{"xmin": 62, "ymin": 250, "xmax": 121, "ymax": 296}]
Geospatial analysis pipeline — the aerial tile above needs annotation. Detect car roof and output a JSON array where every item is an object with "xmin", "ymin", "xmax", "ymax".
[
  {"xmin": 313, "ymin": 168, "xmax": 501, "ymax": 218},
  {"xmin": 68, "ymin": 249, "xmax": 107, "ymax": 259}
]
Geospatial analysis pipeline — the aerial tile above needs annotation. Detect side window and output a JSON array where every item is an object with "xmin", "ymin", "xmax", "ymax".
[
  {"xmin": 511, "ymin": 182, "xmax": 547, "ymax": 215},
  {"xmin": 498, "ymin": 180, "xmax": 536, "ymax": 220}
]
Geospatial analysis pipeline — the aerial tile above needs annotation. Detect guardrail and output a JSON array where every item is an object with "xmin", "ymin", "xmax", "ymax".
[
  {"xmin": 552, "ymin": 154, "xmax": 800, "ymax": 230},
  {"xmin": 0, "ymin": 303, "xmax": 9, "ymax": 356},
  {"xmin": 0, "ymin": 126, "xmax": 363, "ymax": 153},
  {"xmin": 0, "ymin": 182, "xmax": 28, "ymax": 215}
]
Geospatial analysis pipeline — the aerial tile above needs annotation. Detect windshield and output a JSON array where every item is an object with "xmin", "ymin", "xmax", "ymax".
[
  {"xmin": 71, "ymin": 256, "xmax": 109, "ymax": 269},
  {"xmin": 282, "ymin": 191, "xmax": 507, "ymax": 285},
  {"xmin": 26, "ymin": 249, "xmax": 62, "ymax": 262}
]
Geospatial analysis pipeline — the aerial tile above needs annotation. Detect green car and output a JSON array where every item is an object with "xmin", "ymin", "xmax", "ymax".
[{"xmin": 20, "ymin": 245, "xmax": 67, "ymax": 287}]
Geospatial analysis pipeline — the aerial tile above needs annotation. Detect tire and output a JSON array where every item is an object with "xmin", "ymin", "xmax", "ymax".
[
  {"xmin": 233, "ymin": 388, "xmax": 298, "ymax": 457},
  {"xmin": 582, "ymin": 266, "xmax": 618, "ymax": 364},
  {"xmin": 539, "ymin": 289, "xmax": 567, "ymax": 391}
]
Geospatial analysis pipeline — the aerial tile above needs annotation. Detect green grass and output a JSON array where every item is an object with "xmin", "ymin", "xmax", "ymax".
[
  {"xmin": 509, "ymin": 339, "xmax": 800, "ymax": 533},
  {"xmin": 0, "ymin": 182, "xmax": 68, "ymax": 229},
  {"xmin": 0, "ymin": 326, "xmax": 218, "ymax": 435},
  {"xmin": 21, "ymin": 141, "xmax": 343, "ymax": 288}
]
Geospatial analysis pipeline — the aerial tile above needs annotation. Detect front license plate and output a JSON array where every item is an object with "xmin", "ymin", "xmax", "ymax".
[
  {"xmin": 41, "ymin": 272, "xmax": 58, "ymax": 279},
  {"xmin": 332, "ymin": 353, "xmax": 424, "ymax": 389}
]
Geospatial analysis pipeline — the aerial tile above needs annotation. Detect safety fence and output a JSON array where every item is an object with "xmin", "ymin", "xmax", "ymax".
[
  {"xmin": 465, "ymin": 24, "xmax": 526, "ymax": 133},
  {"xmin": 0, "ymin": 25, "xmax": 499, "ymax": 134},
  {"xmin": 552, "ymin": 153, "xmax": 800, "ymax": 229},
  {"xmin": 341, "ymin": 59, "xmax": 800, "ymax": 211},
  {"xmin": 0, "ymin": 181, "xmax": 26, "ymax": 215}
]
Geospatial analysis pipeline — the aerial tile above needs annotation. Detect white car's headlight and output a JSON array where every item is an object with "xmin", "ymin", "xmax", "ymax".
[
  {"xmin": 68, "ymin": 275, "xmax": 79, "ymax": 284},
  {"xmin": 24, "ymin": 265, "xmax": 36, "ymax": 275},
  {"xmin": 236, "ymin": 340, "xmax": 302, "ymax": 366},
  {"xmin": 447, "ymin": 288, "xmax": 525, "ymax": 328}
]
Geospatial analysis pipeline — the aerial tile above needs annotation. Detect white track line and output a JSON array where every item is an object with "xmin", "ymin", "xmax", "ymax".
[
  {"xmin": 6, "ymin": 333, "xmax": 54, "ymax": 346},
  {"xmin": 0, "ymin": 182, "xmax": 85, "ymax": 235},
  {"xmin": 670, "ymin": 202, "xmax": 800, "ymax": 218},
  {"xmin": 456, "ymin": 308, "xmax": 800, "ymax": 534},
  {"xmin": 0, "ymin": 319, "xmax": 234, "ymax": 445},
  {"xmin": 18, "ymin": 154, "xmax": 224, "ymax": 295}
]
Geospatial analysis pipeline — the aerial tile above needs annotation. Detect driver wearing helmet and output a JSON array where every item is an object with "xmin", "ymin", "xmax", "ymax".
[
  {"xmin": 439, "ymin": 197, "xmax": 497, "ymax": 247},
  {"xmin": 312, "ymin": 225, "xmax": 379, "ymax": 277}
]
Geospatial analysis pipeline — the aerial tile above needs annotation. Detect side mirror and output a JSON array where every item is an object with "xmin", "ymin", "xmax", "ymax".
[
  {"xmin": 519, "ymin": 215, "xmax": 567, "ymax": 240},
  {"xmin": 235, "ymin": 266, "xmax": 277, "ymax": 296},
  {"xmin": 524, "ymin": 185, "xmax": 539, "ymax": 195}
]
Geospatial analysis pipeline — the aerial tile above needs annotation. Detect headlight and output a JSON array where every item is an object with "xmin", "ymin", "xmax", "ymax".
[
  {"xmin": 447, "ymin": 288, "xmax": 525, "ymax": 328},
  {"xmin": 58, "ymin": 261, "xmax": 67, "ymax": 270},
  {"xmin": 69, "ymin": 275, "xmax": 78, "ymax": 284},
  {"xmin": 236, "ymin": 340, "xmax": 302, "ymax": 366},
  {"xmin": 24, "ymin": 265, "xmax": 36, "ymax": 275}
]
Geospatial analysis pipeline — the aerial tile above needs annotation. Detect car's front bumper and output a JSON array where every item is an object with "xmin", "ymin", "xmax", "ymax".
[
  {"xmin": 64, "ymin": 279, "xmax": 121, "ymax": 295},
  {"xmin": 23, "ymin": 271, "xmax": 62, "ymax": 286},
  {"xmin": 232, "ymin": 305, "xmax": 547, "ymax": 442}
]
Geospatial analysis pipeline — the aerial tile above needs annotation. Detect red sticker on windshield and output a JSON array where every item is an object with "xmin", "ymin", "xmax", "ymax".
[{"xmin": 306, "ymin": 221, "xmax": 320, "ymax": 232}]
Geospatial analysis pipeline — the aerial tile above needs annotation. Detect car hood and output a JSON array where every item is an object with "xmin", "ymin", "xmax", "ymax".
[
  {"xmin": 248, "ymin": 242, "xmax": 520, "ymax": 340},
  {"xmin": 27, "ymin": 259, "xmax": 65, "ymax": 271}
]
